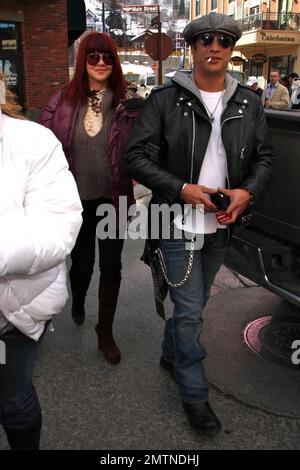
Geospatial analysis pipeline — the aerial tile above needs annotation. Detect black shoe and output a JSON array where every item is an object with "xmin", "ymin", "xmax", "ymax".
[
  {"xmin": 4, "ymin": 413, "xmax": 42, "ymax": 450},
  {"xmin": 159, "ymin": 355, "xmax": 174, "ymax": 377},
  {"xmin": 182, "ymin": 401, "xmax": 221, "ymax": 434}
]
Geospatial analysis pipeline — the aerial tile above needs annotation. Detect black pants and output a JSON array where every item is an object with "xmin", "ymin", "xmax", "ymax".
[{"xmin": 69, "ymin": 198, "xmax": 124, "ymax": 291}]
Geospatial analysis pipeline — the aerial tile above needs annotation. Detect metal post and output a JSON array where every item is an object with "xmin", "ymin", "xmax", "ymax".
[
  {"xmin": 102, "ymin": 1, "xmax": 105, "ymax": 33},
  {"xmin": 157, "ymin": 5, "xmax": 162, "ymax": 85}
]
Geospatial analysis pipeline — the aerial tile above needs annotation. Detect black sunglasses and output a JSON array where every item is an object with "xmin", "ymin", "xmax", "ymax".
[
  {"xmin": 86, "ymin": 52, "xmax": 114, "ymax": 66},
  {"xmin": 196, "ymin": 33, "xmax": 235, "ymax": 49}
]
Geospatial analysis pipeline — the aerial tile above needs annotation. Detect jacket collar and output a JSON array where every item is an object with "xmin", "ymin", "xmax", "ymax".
[
  {"xmin": 172, "ymin": 71, "xmax": 252, "ymax": 121},
  {"xmin": 172, "ymin": 70, "xmax": 238, "ymax": 107}
]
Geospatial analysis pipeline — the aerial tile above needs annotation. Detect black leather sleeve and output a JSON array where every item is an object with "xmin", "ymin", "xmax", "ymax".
[{"xmin": 124, "ymin": 90, "xmax": 186, "ymax": 204}]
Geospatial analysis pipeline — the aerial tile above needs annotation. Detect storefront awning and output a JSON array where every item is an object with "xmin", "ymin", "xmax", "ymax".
[{"xmin": 67, "ymin": 0, "xmax": 86, "ymax": 46}]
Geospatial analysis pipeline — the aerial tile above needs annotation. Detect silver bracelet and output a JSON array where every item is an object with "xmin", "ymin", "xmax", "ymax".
[{"xmin": 181, "ymin": 183, "xmax": 188, "ymax": 194}]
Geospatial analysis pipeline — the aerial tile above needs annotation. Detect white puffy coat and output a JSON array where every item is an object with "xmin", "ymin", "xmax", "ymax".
[{"xmin": 0, "ymin": 113, "xmax": 82, "ymax": 340}]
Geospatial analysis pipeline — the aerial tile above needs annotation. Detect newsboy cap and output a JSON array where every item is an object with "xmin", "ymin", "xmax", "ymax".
[{"xmin": 183, "ymin": 12, "xmax": 242, "ymax": 45}]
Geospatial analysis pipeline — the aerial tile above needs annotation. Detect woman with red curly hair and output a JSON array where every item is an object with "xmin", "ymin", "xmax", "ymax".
[{"xmin": 40, "ymin": 32, "xmax": 143, "ymax": 365}]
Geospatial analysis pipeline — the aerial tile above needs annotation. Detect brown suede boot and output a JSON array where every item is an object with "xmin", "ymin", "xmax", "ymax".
[{"xmin": 95, "ymin": 278, "xmax": 121, "ymax": 364}]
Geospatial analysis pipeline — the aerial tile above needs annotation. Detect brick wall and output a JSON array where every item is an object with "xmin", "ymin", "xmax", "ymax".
[
  {"xmin": 1, "ymin": 0, "xmax": 69, "ymax": 110},
  {"xmin": 22, "ymin": 0, "xmax": 69, "ymax": 110},
  {"xmin": 0, "ymin": 0, "xmax": 23, "ymax": 15}
]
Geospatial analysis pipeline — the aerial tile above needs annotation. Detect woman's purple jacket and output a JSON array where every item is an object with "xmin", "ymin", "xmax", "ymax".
[{"xmin": 39, "ymin": 90, "xmax": 144, "ymax": 214}]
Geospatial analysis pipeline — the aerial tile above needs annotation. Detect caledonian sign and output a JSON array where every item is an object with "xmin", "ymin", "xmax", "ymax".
[{"xmin": 259, "ymin": 32, "xmax": 296, "ymax": 42}]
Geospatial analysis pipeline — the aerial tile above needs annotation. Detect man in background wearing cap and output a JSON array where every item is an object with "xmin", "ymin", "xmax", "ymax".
[
  {"xmin": 247, "ymin": 76, "xmax": 265, "ymax": 103},
  {"xmin": 125, "ymin": 13, "xmax": 274, "ymax": 435}
]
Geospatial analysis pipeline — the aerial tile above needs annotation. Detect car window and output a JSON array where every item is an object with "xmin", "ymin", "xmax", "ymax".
[{"xmin": 147, "ymin": 75, "xmax": 156, "ymax": 86}]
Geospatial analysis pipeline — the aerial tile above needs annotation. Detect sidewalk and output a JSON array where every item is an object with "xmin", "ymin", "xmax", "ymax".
[{"xmin": 1, "ymin": 234, "xmax": 299, "ymax": 449}]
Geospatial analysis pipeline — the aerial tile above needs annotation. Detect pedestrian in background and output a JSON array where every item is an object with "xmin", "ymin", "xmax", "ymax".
[
  {"xmin": 125, "ymin": 13, "xmax": 274, "ymax": 435},
  {"xmin": 288, "ymin": 72, "xmax": 299, "ymax": 97},
  {"xmin": 39, "ymin": 32, "xmax": 143, "ymax": 364},
  {"xmin": 246, "ymin": 75, "xmax": 265, "ymax": 103},
  {"xmin": 280, "ymin": 75, "xmax": 289, "ymax": 89},
  {"xmin": 265, "ymin": 69, "xmax": 290, "ymax": 109},
  {"xmin": 0, "ymin": 83, "xmax": 82, "ymax": 450},
  {"xmin": 290, "ymin": 75, "xmax": 300, "ymax": 109}
]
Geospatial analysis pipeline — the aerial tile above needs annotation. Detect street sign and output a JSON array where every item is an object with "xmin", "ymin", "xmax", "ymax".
[
  {"xmin": 123, "ymin": 5, "xmax": 159, "ymax": 14},
  {"xmin": 145, "ymin": 33, "xmax": 173, "ymax": 61},
  {"xmin": 252, "ymin": 53, "xmax": 267, "ymax": 64}
]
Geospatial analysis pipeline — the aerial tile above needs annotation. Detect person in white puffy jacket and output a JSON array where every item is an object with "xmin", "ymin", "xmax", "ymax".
[{"xmin": 0, "ymin": 92, "xmax": 82, "ymax": 450}]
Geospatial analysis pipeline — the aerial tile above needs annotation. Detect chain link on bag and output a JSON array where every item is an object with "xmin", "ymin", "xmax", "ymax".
[{"xmin": 156, "ymin": 235, "xmax": 196, "ymax": 288}]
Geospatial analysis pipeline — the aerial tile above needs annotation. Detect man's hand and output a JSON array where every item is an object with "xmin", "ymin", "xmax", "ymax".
[
  {"xmin": 264, "ymin": 99, "xmax": 272, "ymax": 107},
  {"xmin": 217, "ymin": 188, "xmax": 251, "ymax": 225},
  {"xmin": 181, "ymin": 184, "xmax": 218, "ymax": 212}
]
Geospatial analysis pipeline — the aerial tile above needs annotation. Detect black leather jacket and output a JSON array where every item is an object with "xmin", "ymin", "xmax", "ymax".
[{"xmin": 124, "ymin": 72, "xmax": 275, "ymax": 206}]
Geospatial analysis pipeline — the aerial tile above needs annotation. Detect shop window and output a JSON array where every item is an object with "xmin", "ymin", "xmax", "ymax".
[
  {"xmin": 269, "ymin": 55, "xmax": 294, "ymax": 78},
  {"xmin": 196, "ymin": 0, "xmax": 201, "ymax": 16},
  {"xmin": 244, "ymin": 60, "xmax": 263, "ymax": 79},
  {"xmin": 0, "ymin": 22, "xmax": 23, "ymax": 106},
  {"xmin": 250, "ymin": 6, "xmax": 260, "ymax": 16},
  {"xmin": 0, "ymin": 23, "xmax": 18, "ymax": 52}
]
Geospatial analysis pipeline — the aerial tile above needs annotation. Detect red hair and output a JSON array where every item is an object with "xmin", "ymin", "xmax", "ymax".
[{"xmin": 62, "ymin": 32, "xmax": 127, "ymax": 108}]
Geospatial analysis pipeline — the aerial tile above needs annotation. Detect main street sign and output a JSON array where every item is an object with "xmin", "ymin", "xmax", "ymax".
[{"xmin": 123, "ymin": 5, "xmax": 159, "ymax": 14}]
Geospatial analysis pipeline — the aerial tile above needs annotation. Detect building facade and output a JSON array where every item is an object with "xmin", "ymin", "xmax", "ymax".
[
  {"xmin": 0, "ymin": 0, "xmax": 85, "ymax": 114},
  {"xmin": 189, "ymin": 0, "xmax": 300, "ymax": 85}
]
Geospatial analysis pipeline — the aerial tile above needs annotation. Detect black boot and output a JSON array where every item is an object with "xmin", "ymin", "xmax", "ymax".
[
  {"xmin": 182, "ymin": 401, "xmax": 221, "ymax": 434},
  {"xmin": 70, "ymin": 276, "xmax": 87, "ymax": 325},
  {"xmin": 95, "ymin": 278, "xmax": 121, "ymax": 364},
  {"xmin": 71, "ymin": 292, "xmax": 86, "ymax": 325},
  {"xmin": 4, "ymin": 413, "xmax": 42, "ymax": 450}
]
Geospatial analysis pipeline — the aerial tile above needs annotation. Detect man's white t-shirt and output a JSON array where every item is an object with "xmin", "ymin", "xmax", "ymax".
[{"xmin": 175, "ymin": 89, "xmax": 228, "ymax": 234}]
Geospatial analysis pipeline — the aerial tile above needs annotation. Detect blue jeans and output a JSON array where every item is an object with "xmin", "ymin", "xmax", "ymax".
[
  {"xmin": 160, "ymin": 229, "xmax": 227, "ymax": 403},
  {"xmin": 0, "ymin": 325, "xmax": 47, "ymax": 428}
]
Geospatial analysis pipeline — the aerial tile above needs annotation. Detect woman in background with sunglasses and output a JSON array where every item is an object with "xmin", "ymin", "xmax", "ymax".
[{"xmin": 39, "ymin": 32, "xmax": 143, "ymax": 365}]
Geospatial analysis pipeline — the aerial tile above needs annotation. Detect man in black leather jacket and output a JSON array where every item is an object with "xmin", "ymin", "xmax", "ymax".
[{"xmin": 124, "ymin": 13, "xmax": 274, "ymax": 435}]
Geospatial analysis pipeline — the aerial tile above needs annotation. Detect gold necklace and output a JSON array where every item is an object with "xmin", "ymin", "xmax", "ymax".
[{"xmin": 201, "ymin": 90, "xmax": 224, "ymax": 123}]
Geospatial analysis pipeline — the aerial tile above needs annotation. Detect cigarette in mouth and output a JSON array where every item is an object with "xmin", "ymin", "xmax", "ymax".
[{"xmin": 207, "ymin": 57, "xmax": 212, "ymax": 63}]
